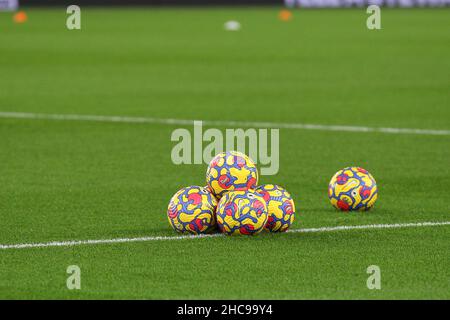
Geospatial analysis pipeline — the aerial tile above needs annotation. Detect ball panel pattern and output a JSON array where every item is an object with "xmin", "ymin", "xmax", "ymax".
[
  {"xmin": 328, "ymin": 167, "xmax": 378, "ymax": 211},
  {"xmin": 216, "ymin": 190, "xmax": 268, "ymax": 235},
  {"xmin": 256, "ymin": 184, "xmax": 296, "ymax": 232},
  {"xmin": 206, "ymin": 151, "xmax": 258, "ymax": 199},
  {"xmin": 167, "ymin": 186, "xmax": 218, "ymax": 234}
]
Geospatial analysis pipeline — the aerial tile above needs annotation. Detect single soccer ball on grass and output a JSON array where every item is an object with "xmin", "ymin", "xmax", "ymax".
[
  {"xmin": 328, "ymin": 167, "xmax": 378, "ymax": 211},
  {"xmin": 206, "ymin": 151, "xmax": 258, "ymax": 199},
  {"xmin": 216, "ymin": 190, "xmax": 268, "ymax": 235},
  {"xmin": 224, "ymin": 20, "xmax": 241, "ymax": 31},
  {"xmin": 256, "ymin": 184, "xmax": 296, "ymax": 232},
  {"xmin": 167, "ymin": 186, "xmax": 217, "ymax": 234}
]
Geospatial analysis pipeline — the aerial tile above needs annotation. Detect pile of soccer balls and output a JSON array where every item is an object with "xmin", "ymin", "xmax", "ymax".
[
  {"xmin": 167, "ymin": 151, "xmax": 296, "ymax": 235},
  {"xmin": 167, "ymin": 151, "xmax": 378, "ymax": 236}
]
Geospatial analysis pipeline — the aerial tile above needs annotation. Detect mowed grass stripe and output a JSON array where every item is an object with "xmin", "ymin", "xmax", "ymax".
[
  {"xmin": 1, "ymin": 112, "xmax": 449, "ymax": 136},
  {"xmin": 1, "ymin": 221, "xmax": 449, "ymax": 250}
]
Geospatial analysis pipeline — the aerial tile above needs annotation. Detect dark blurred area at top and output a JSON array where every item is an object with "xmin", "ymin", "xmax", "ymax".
[{"xmin": 20, "ymin": 0, "xmax": 282, "ymax": 6}]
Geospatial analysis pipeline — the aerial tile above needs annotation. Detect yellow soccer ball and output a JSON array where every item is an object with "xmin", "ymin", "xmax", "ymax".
[
  {"xmin": 216, "ymin": 190, "xmax": 268, "ymax": 235},
  {"xmin": 328, "ymin": 167, "xmax": 378, "ymax": 211},
  {"xmin": 256, "ymin": 184, "xmax": 296, "ymax": 232},
  {"xmin": 206, "ymin": 151, "xmax": 258, "ymax": 199},
  {"xmin": 167, "ymin": 186, "xmax": 217, "ymax": 234}
]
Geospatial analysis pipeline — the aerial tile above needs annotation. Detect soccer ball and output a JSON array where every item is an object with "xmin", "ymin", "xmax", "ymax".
[
  {"xmin": 167, "ymin": 186, "xmax": 218, "ymax": 234},
  {"xmin": 256, "ymin": 184, "xmax": 296, "ymax": 232},
  {"xmin": 328, "ymin": 167, "xmax": 378, "ymax": 211},
  {"xmin": 224, "ymin": 20, "xmax": 241, "ymax": 31},
  {"xmin": 206, "ymin": 151, "xmax": 258, "ymax": 199},
  {"xmin": 216, "ymin": 190, "xmax": 268, "ymax": 235}
]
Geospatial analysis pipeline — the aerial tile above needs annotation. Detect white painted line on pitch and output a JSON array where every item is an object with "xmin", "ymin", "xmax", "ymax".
[
  {"xmin": 290, "ymin": 221, "xmax": 450, "ymax": 233},
  {"xmin": 0, "ymin": 221, "xmax": 449, "ymax": 250},
  {"xmin": 0, "ymin": 111, "xmax": 449, "ymax": 136}
]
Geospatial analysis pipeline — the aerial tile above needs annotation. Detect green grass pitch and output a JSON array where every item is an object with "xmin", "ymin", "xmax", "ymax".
[{"xmin": 0, "ymin": 7, "xmax": 449, "ymax": 299}]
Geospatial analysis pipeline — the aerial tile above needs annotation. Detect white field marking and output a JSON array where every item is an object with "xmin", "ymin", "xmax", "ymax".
[
  {"xmin": 0, "ymin": 221, "xmax": 449, "ymax": 250},
  {"xmin": 0, "ymin": 111, "xmax": 449, "ymax": 136}
]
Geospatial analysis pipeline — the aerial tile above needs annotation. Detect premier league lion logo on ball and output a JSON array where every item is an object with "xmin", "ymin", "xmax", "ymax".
[{"xmin": 328, "ymin": 167, "xmax": 378, "ymax": 211}]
